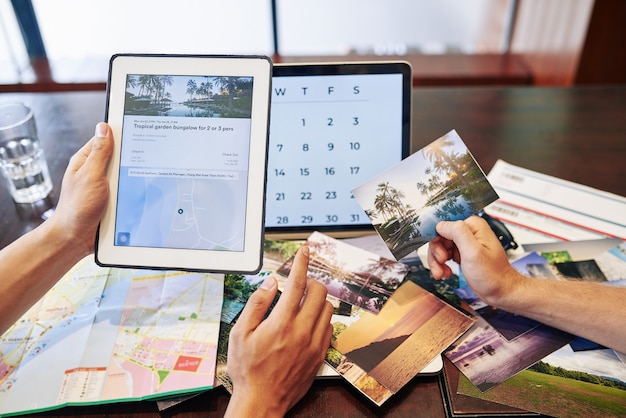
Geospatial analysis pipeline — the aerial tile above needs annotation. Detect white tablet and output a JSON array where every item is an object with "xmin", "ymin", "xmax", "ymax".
[{"xmin": 96, "ymin": 54, "xmax": 272, "ymax": 273}]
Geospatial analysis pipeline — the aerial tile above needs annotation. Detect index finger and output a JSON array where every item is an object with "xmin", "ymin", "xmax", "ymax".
[{"xmin": 274, "ymin": 246, "xmax": 310, "ymax": 314}]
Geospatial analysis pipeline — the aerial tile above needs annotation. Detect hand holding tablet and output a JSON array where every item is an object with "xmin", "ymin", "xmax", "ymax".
[{"xmin": 96, "ymin": 54, "xmax": 272, "ymax": 273}]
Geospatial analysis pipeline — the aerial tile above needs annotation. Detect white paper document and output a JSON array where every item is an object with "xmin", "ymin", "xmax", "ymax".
[{"xmin": 485, "ymin": 160, "xmax": 626, "ymax": 245}]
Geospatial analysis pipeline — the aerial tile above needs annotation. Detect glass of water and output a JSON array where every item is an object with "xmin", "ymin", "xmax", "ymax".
[{"xmin": 0, "ymin": 103, "xmax": 53, "ymax": 203}]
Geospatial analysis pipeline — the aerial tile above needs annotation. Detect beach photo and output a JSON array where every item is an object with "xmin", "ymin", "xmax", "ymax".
[
  {"xmin": 328, "ymin": 355, "xmax": 395, "ymax": 406},
  {"xmin": 352, "ymin": 130, "xmax": 498, "ymax": 260},
  {"xmin": 332, "ymin": 280, "xmax": 474, "ymax": 393}
]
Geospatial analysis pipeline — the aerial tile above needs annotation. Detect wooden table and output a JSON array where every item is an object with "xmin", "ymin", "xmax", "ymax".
[{"xmin": 0, "ymin": 86, "xmax": 624, "ymax": 417}]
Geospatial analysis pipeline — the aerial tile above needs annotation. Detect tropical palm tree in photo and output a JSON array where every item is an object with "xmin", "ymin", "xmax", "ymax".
[
  {"xmin": 421, "ymin": 137, "xmax": 470, "ymax": 190},
  {"xmin": 416, "ymin": 166, "xmax": 445, "ymax": 199},
  {"xmin": 357, "ymin": 257, "xmax": 405, "ymax": 294},
  {"xmin": 136, "ymin": 75, "xmax": 153, "ymax": 97},
  {"xmin": 126, "ymin": 75, "xmax": 138, "ymax": 89},
  {"xmin": 154, "ymin": 75, "xmax": 173, "ymax": 106},
  {"xmin": 213, "ymin": 76, "xmax": 240, "ymax": 110},
  {"xmin": 373, "ymin": 182, "xmax": 407, "ymax": 223},
  {"xmin": 186, "ymin": 79, "xmax": 198, "ymax": 102},
  {"xmin": 198, "ymin": 79, "xmax": 213, "ymax": 101}
]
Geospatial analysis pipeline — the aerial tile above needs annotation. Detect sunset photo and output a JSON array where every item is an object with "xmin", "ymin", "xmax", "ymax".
[{"xmin": 332, "ymin": 280, "xmax": 474, "ymax": 392}]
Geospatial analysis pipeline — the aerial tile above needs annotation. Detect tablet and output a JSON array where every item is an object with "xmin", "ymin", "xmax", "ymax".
[
  {"xmin": 96, "ymin": 54, "xmax": 272, "ymax": 273},
  {"xmin": 265, "ymin": 62, "xmax": 412, "ymax": 238}
]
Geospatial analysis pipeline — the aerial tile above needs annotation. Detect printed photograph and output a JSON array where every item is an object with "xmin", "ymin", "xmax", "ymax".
[
  {"xmin": 456, "ymin": 283, "xmax": 541, "ymax": 341},
  {"xmin": 218, "ymin": 238, "xmax": 367, "ymax": 392},
  {"xmin": 216, "ymin": 270, "xmax": 279, "ymax": 393},
  {"xmin": 326, "ymin": 353, "xmax": 395, "ymax": 406},
  {"xmin": 278, "ymin": 232, "xmax": 410, "ymax": 313},
  {"xmin": 594, "ymin": 241, "xmax": 626, "ymax": 281},
  {"xmin": 401, "ymin": 255, "xmax": 468, "ymax": 313},
  {"xmin": 456, "ymin": 344, "xmax": 626, "ymax": 417},
  {"xmin": 124, "ymin": 74, "xmax": 253, "ymax": 118},
  {"xmin": 526, "ymin": 260, "xmax": 608, "ymax": 282},
  {"xmin": 352, "ymin": 130, "xmax": 498, "ymax": 260},
  {"xmin": 332, "ymin": 280, "xmax": 475, "ymax": 393},
  {"xmin": 325, "ymin": 302, "xmax": 395, "ymax": 406},
  {"xmin": 266, "ymin": 237, "xmax": 358, "ymax": 317},
  {"xmin": 445, "ymin": 315, "xmax": 574, "ymax": 392},
  {"xmin": 541, "ymin": 250, "xmax": 572, "ymax": 263}
]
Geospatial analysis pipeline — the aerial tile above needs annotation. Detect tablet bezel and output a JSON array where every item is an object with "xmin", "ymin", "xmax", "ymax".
[
  {"xmin": 95, "ymin": 53, "xmax": 272, "ymax": 273},
  {"xmin": 265, "ymin": 61, "xmax": 412, "ymax": 239}
]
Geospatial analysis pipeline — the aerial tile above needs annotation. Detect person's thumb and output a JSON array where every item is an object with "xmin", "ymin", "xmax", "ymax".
[
  {"xmin": 435, "ymin": 220, "xmax": 455, "ymax": 240},
  {"xmin": 92, "ymin": 122, "xmax": 113, "ymax": 157},
  {"xmin": 436, "ymin": 219, "xmax": 478, "ymax": 253},
  {"xmin": 88, "ymin": 122, "xmax": 114, "ymax": 170},
  {"xmin": 235, "ymin": 275, "xmax": 278, "ymax": 332}
]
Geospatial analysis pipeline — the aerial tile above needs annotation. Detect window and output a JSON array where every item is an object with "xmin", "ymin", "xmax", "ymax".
[
  {"xmin": 9, "ymin": 0, "xmax": 275, "ymax": 83},
  {"xmin": 0, "ymin": 0, "xmax": 32, "ymax": 83},
  {"xmin": 2, "ymin": 0, "xmax": 515, "ymax": 85},
  {"xmin": 276, "ymin": 0, "xmax": 511, "ymax": 56}
]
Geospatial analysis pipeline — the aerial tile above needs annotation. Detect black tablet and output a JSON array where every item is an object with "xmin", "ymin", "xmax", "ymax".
[
  {"xmin": 265, "ymin": 61, "xmax": 412, "ymax": 238},
  {"xmin": 96, "ymin": 54, "xmax": 272, "ymax": 273}
]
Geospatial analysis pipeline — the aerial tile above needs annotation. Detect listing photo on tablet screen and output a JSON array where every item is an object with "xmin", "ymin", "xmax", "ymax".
[
  {"xmin": 97, "ymin": 54, "xmax": 271, "ymax": 273},
  {"xmin": 116, "ymin": 74, "xmax": 252, "ymax": 251}
]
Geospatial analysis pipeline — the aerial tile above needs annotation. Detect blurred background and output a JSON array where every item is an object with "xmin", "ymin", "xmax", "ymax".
[{"xmin": 1, "ymin": 0, "xmax": 624, "ymax": 91}]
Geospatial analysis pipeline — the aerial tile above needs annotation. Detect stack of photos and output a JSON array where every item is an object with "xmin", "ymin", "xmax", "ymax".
[
  {"xmin": 327, "ymin": 279, "xmax": 475, "ymax": 405},
  {"xmin": 217, "ymin": 130, "xmax": 520, "ymax": 406},
  {"xmin": 215, "ymin": 239, "xmax": 306, "ymax": 393},
  {"xmin": 352, "ymin": 129, "xmax": 499, "ymax": 260},
  {"xmin": 449, "ymin": 241, "xmax": 626, "ymax": 417},
  {"xmin": 445, "ymin": 302, "xmax": 574, "ymax": 393},
  {"xmin": 277, "ymin": 232, "xmax": 476, "ymax": 406},
  {"xmin": 445, "ymin": 243, "xmax": 626, "ymax": 392}
]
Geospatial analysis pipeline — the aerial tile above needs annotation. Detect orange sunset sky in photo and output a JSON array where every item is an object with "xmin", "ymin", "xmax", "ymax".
[{"xmin": 334, "ymin": 281, "xmax": 444, "ymax": 353}]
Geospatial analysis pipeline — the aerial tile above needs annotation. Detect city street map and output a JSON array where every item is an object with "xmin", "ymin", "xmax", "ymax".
[{"xmin": 0, "ymin": 255, "xmax": 223, "ymax": 416}]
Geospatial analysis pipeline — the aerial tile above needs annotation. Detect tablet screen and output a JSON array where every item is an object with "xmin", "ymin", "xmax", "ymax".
[
  {"xmin": 115, "ymin": 74, "xmax": 252, "ymax": 252},
  {"xmin": 96, "ymin": 54, "xmax": 271, "ymax": 273},
  {"xmin": 265, "ymin": 62, "xmax": 411, "ymax": 237}
]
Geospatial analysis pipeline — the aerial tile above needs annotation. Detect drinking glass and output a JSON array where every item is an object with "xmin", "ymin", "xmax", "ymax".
[{"xmin": 0, "ymin": 102, "xmax": 53, "ymax": 203}]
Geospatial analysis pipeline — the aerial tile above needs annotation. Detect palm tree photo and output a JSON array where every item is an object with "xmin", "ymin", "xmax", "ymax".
[
  {"xmin": 124, "ymin": 74, "xmax": 253, "ymax": 118},
  {"xmin": 353, "ymin": 130, "xmax": 498, "ymax": 260}
]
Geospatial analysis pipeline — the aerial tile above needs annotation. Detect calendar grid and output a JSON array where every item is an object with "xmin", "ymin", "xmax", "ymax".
[{"xmin": 265, "ymin": 63, "xmax": 411, "ymax": 235}]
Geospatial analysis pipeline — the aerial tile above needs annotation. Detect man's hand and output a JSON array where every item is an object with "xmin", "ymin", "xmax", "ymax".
[
  {"xmin": 428, "ymin": 216, "xmax": 519, "ymax": 306},
  {"xmin": 225, "ymin": 246, "xmax": 333, "ymax": 417},
  {"xmin": 51, "ymin": 122, "xmax": 113, "ymax": 256}
]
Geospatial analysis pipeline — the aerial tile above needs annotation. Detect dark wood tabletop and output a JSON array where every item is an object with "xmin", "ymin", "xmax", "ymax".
[{"xmin": 1, "ymin": 85, "xmax": 624, "ymax": 417}]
